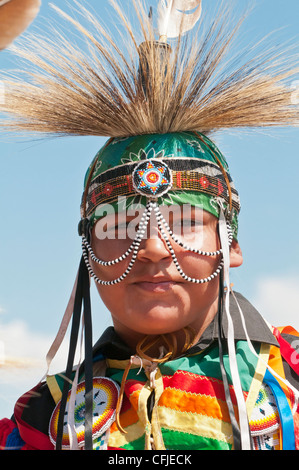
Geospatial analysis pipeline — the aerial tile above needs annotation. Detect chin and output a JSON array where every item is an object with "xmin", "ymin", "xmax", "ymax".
[{"xmin": 129, "ymin": 311, "xmax": 189, "ymax": 336}]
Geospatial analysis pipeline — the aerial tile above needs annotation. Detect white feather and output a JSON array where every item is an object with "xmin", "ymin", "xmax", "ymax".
[{"xmin": 157, "ymin": 0, "xmax": 202, "ymax": 40}]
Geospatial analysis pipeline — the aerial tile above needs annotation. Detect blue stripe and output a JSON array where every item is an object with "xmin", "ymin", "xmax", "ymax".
[
  {"xmin": 263, "ymin": 369, "xmax": 296, "ymax": 450},
  {"xmin": 5, "ymin": 428, "xmax": 25, "ymax": 450}
]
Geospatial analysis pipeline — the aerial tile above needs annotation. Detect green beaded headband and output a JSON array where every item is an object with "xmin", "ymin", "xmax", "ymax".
[{"xmin": 80, "ymin": 131, "xmax": 240, "ymax": 239}]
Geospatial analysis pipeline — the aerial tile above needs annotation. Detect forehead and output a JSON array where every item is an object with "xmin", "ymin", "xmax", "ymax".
[
  {"xmin": 92, "ymin": 203, "xmax": 219, "ymax": 239},
  {"xmin": 92, "ymin": 202, "xmax": 219, "ymax": 250},
  {"xmin": 89, "ymin": 192, "xmax": 221, "ymax": 230}
]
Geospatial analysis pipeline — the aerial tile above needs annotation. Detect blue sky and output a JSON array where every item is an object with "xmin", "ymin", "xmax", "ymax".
[{"xmin": 0, "ymin": 0, "xmax": 298, "ymax": 418}]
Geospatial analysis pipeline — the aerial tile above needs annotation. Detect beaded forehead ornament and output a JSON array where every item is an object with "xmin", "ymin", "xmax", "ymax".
[{"xmin": 132, "ymin": 158, "xmax": 173, "ymax": 197}]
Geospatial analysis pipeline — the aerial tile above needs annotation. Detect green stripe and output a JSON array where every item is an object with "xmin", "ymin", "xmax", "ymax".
[
  {"xmin": 118, "ymin": 430, "xmax": 232, "ymax": 450},
  {"xmin": 107, "ymin": 341, "xmax": 261, "ymax": 393},
  {"xmin": 120, "ymin": 435, "xmax": 146, "ymax": 450},
  {"xmin": 160, "ymin": 341, "xmax": 260, "ymax": 392},
  {"xmin": 106, "ymin": 368, "xmax": 147, "ymax": 385},
  {"xmin": 52, "ymin": 341, "xmax": 260, "ymax": 396},
  {"xmin": 161, "ymin": 428, "xmax": 232, "ymax": 450}
]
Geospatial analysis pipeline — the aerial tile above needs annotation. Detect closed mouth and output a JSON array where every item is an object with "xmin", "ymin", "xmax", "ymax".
[{"xmin": 133, "ymin": 277, "xmax": 181, "ymax": 293}]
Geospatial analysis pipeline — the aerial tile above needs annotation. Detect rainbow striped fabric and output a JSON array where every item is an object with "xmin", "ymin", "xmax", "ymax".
[{"xmin": 106, "ymin": 340, "xmax": 280, "ymax": 450}]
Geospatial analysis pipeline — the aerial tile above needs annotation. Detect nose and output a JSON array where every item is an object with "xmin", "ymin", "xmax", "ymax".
[{"xmin": 137, "ymin": 228, "xmax": 172, "ymax": 263}]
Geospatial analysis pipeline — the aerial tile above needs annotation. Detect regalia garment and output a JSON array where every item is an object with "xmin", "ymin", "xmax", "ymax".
[
  {"xmin": 1, "ymin": 294, "xmax": 299, "ymax": 450},
  {"xmin": 0, "ymin": 0, "xmax": 298, "ymax": 451}
]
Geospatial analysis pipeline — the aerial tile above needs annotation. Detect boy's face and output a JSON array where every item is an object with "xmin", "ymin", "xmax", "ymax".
[{"xmin": 90, "ymin": 205, "xmax": 242, "ymax": 347}]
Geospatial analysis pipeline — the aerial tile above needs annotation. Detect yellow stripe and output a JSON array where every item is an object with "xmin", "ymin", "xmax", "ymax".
[
  {"xmin": 137, "ymin": 379, "xmax": 153, "ymax": 449},
  {"xmin": 150, "ymin": 369, "xmax": 166, "ymax": 450},
  {"xmin": 108, "ymin": 421, "xmax": 145, "ymax": 448},
  {"xmin": 246, "ymin": 343, "xmax": 270, "ymax": 420},
  {"xmin": 47, "ymin": 375, "xmax": 62, "ymax": 404},
  {"xmin": 157, "ymin": 406, "xmax": 233, "ymax": 444}
]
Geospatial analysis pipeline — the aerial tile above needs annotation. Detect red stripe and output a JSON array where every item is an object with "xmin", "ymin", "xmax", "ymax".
[
  {"xmin": 126, "ymin": 175, "xmax": 133, "ymax": 192},
  {"xmin": 176, "ymin": 172, "xmax": 182, "ymax": 188},
  {"xmin": 273, "ymin": 327, "xmax": 299, "ymax": 376},
  {"xmin": 162, "ymin": 371, "xmax": 239, "ymax": 405},
  {"xmin": 0, "ymin": 418, "xmax": 17, "ymax": 449}
]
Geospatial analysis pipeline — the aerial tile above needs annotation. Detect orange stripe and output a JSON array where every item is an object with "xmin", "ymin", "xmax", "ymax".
[
  {"xmin": 268, "ymin": 344, "xmax": 288, "ymax": 393},
  {"xmin": 110, "ymin": 406, "xmax": 139, "ymax": 433},
  {"xmin": 277, "ymin": 325, "xmax": 299, "ymax": 337},
  {"xmin": 158, "ymin": 387, "xmax": 238, "ymax": 422},
  {"xmin": 128, "ymin": 388, "xmax": 141, "ymax": 412},
  {"xmin": 110, "ymin": 387, "xmax": 142, "ymax": 433}
]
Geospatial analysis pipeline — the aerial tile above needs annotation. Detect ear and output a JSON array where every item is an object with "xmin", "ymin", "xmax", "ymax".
[{"xmin": 230, "ymin": 240, "xmax": 243, "ymax": 268}]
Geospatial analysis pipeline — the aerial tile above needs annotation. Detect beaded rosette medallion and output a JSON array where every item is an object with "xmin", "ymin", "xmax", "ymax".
[
  {"xmin": 49, "ymin": 377, "xmax": 120, "ymax": 449},
  {"xmin": 132, "ymin": 159, "xmax": 173, "ymax": 197}
]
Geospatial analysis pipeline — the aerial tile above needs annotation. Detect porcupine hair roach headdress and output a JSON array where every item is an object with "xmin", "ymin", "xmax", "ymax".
[{"xmin": 1, "ymin": 0, "xmax": 298, "ymax": 451}]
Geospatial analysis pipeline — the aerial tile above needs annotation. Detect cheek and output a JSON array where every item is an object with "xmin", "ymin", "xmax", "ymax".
[
  {"xmin": 172, "ymin": 223, "xmax": 221, "ymax": 278},
  {"xmin": 95, "ymin": 282, "xmax": 123, "ymax": 311},
  {"xmin": 177, "ymin": 248, "xmax": 222, "ymax": 278},
  {"xmin": 90, "ymin": 250, "xmax": 133, "ymax": 283}
]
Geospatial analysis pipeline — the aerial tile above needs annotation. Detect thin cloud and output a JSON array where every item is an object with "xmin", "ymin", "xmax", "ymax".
[
  {"xmin": 0, "ymin": 318, "xmax": 79, "ymax": 418},
  {"xmin": 0, "ymin": 318, "xmax": 78, "ymax": 383},
  {"xmin": 252, "ymin": 276, "xmax": 299, "ymax": 330}
]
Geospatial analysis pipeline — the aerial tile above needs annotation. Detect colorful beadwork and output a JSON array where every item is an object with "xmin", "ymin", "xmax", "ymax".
[
  {"xmin": 249, "ymin": 383, "xmax": 280, "ymax": 436},
  {"xmin": 49, "ymin": 377, "xmax": 119, "ymax": 449},
  {"xmin": 252, "ymin": 432, "xmax": 280, "ymax": 451},
  {"xmin": 84, "ymin": 157, "xmax": 240, "ymax": 218},
  {"xmin": 93, "ymin": 430, "xmax": 110, "ymax": 450},
  {"xmin": 132, "ymin": 159, "xmax": 172, "ymax": 197}
]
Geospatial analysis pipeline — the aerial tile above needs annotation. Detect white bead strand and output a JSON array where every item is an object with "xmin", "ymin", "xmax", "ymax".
[
  {"xmin": 81, "ymin": 198, "xmax": 232, "ymax": 286},
  {"xmin": 153, "ymin": 204, "xmax": 233, "ymax": 256},
  {"xmin": 152, "ymin": 201, "xmax": 225, "ymax": 284},
  {"xmin": 81, "ymin": 201, "xmax": 153, "ymax": 266},
  {"xmin": 81, "ymin": 201, "xmax": 153, "ymax": 285},
  {"xmin": 82, "ymin": 242, "xmax": 140, "ymax": 285},
  {"xmin": 82, "ymin": 235, "xmax": 134, "ymax": 266}
]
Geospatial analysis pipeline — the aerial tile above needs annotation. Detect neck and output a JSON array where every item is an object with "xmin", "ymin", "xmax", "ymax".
[{"xmin": 114, "ymin": 295, "xmax": 219, "ymax": 361}]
